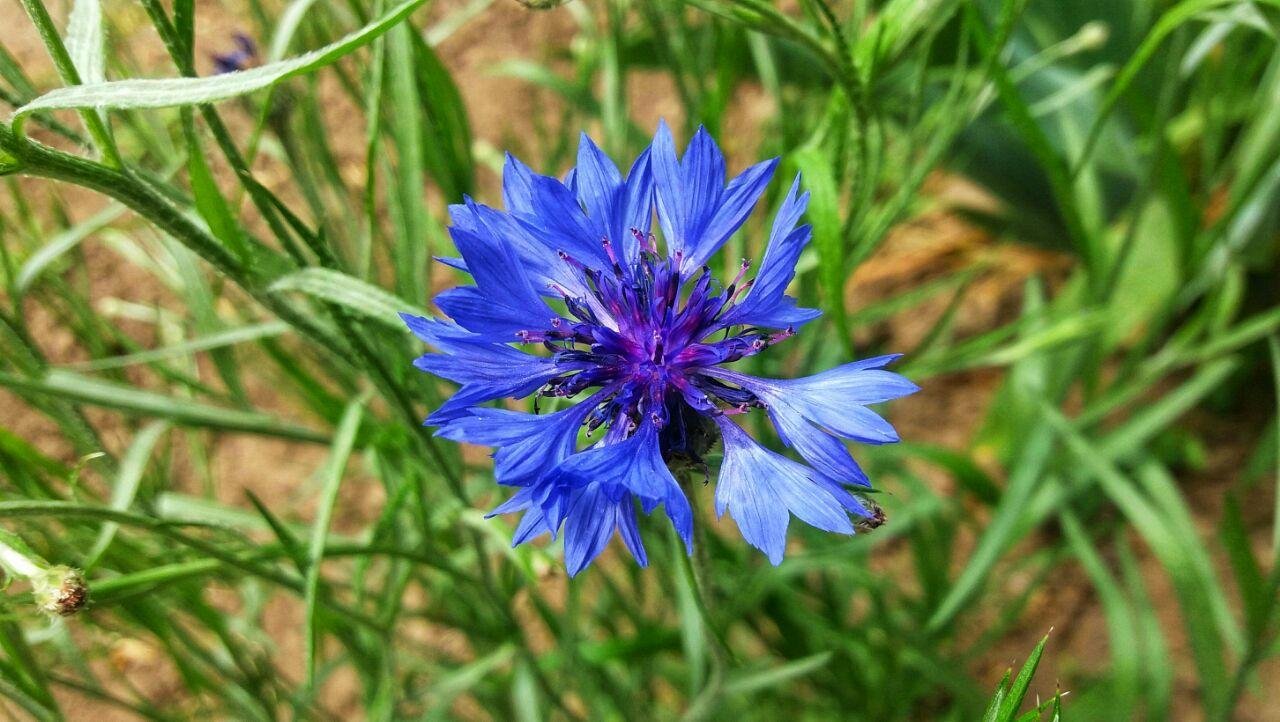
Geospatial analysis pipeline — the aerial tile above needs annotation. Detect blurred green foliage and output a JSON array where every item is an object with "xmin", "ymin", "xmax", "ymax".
[{"xmin": 0, "ymin": 0, "xmax": 1278, "ymax": 719}]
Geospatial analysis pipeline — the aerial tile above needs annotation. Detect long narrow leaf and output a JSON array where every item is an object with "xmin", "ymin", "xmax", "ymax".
[
  {"xmin": 997, "ymin": 635, "xmax": 1049, "ymax": 721},
  {"xmin": 0, "ymin": 369, "xmax": 326, "ymax": 442},
  {"xmin": 303, "ymin": 398, "xmax": 365, "ymax": 689},
  {"xmin": 269, "ymin": 267, "xmax": 426, "ymax": 329},
  {"xmin": 64, "ymin": 0, "xmax": 105, "ymax": 85},
  {"xmin": 12, "ymin": 0, "xmax": 428, "ymax": 133},
  {"xmin": 83, "ymin": 421, "xmax": 170, "ymax": 571}
]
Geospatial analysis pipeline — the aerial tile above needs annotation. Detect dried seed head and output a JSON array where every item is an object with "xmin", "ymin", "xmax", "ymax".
[
  {"xmin": 34, "ymin": 566, "xmax": 88, "ymax": 618},
  {"xmin": 854, "ymin": 500, "xmax": 887, "ymax": 533}
]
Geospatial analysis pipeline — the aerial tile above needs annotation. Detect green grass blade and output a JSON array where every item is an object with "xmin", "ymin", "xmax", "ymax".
[
  {"xmin": 927, "ymin": 426, "xmax": 1055, "ymax": 632},
  {"xmin": 1119, "ymin": 536, "xmax": 1173, "ymax": 718},
  {"xmin": 15, "ymin": 0, "xmax": 119, "ymax": 164},
  {"xmin": 965, "ymin": 1, "xmax": 1097, "ymax": 281},
  {"xmin": 722, "ymin": 652, "xmax": 833, "ymax": 696},
  {"xmin": 980, "ymin": 670, "xmax": 1011, "ymax": 722},
  {"xmin": 269, "ymin": 0, "xmax": 324, "ymax": 62},
  {"xmin": 184, "ymin": 114, "xmax": 251, "ymax": 263},
  {"xmin": 357, "ymin": 0, "xmax": 389, "ymax": 281},
  {"xmin": 90, "ymin": 559, "xmax": 221, "ymax": 603},
  {"xmin": 15, "ymin": 202, "xmax": 126, "ymax": 293},
  {"xmin": 386, "ymin": 21, "xmax": 431, "ymax": 298},
  {"xmin": 1059, "ymin": 510, "xmax": 1140, "ymax": 717},
  {"xmin": 1098, "ymin": 358, "xmax": 1237, "ymax": 459},
  {"xmin": 1076, "ymin": 0, "xmax": 1278, "ymax": 173},
  {"xmin": 672, "ymin": 538, "xmax": 707, "ymax": 694},
  {"xmin": 997, "ymin": 634, "xmax": 1049, "ymax": 721},
  {"xmin": 1136, "ymin": 464, "xmax": 1239, "ymax": 686},
  {"xmin": 425, "ymin": 645, "xmax": 517, "ymax": 720},
  {"xmin": 303, "ymin": 397, "xmax": 365, "ymax": 689},
  {"xmin": 792, "ymin": 146, "xmax": 851, "ymax": 355},
  {"xmin": 0, "ymin": 426, "xmax": 70, "ymax": 479},
  {"xmin": 0, "ymin": 617, "xmax": 58, "ymax": 713},
  {"xmin": 1221, "ymin": 495, "xmax": 1266, "ymax": 639},
  {"xmin": 0, "ymin": 671, "xmax": 57, "ymax": 722},
  {"xmin": 1270, "ymin": 336, "xmax": 1280, "ymax": 568},
  {"xmin": 172, "ymin": 0, "xmax": 194, "ymax": 61},
  {"xmin": 1043, "ymin": 402, "xmax": 1235, "ymax": 712},
  {"xmin": 83, "ymin": 420, "xmax": 170, "ymax": 571},
  {"xmin": 510, "ymin": 659, "xmax": 542, "ymax": 722},
  {"xmin": 67, "ymin": 321, "xmax": 290, "ymax": 372},
  {"xmin": 0, "ymin": 369, "xmax": 327, "ymax": 442}
]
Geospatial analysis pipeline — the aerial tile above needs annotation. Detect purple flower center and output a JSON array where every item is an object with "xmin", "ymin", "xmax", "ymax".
[{"xmin": 520, "ymin": 232, "xmax": 792, "ymax": 456}]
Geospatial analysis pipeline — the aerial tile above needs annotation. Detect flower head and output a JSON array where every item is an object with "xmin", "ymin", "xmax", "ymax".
[
  {"xmin": 211, "ymin": 33, "xmax": 258, "ymax": 75},
  {"xmin": 403, "ymin": 122, "xmax": 918, "ymax": 575}
]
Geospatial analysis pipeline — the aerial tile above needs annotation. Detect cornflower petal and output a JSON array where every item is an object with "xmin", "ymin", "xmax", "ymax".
[
  {"xmin": 618, "ymin": 148, "xmax": 655, "ymax": 261},
  {"xmin": 573, "ymin": 132, "xmax": 625, "ymax": 237},
  {"xmin": 706, "ymin": 364, "xmax": 918, "ymax": 444},
  {"xmin": 718, "ymin": 175, "xmax": 820, "ymax": 329},
  {"xmin": 544, "ymin": 420, "xmax": 676, "ymax": 502},
  {"xmin": 713, "ymin": 417, "xmax": 854, "ymax": 565},
  {"xmin": 564, "ymin": 483, "xmax": 648, "ymax": 577},
  {"xmin": 685, "ymin": 157, "xmax": 778, "ymax": 269}
]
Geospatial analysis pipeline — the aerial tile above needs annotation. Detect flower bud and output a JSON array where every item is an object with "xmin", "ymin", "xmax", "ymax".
[
  {"xmin": 0, "ymin": 531, "xmax": 88, "ymax": 617},
  {"xmin": 33, "ymin": 566, "xmax": 89, "ymax": 617}
]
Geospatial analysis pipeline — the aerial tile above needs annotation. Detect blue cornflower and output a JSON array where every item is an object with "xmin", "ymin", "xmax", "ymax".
[
  {"xmin": 402, "ymin": 122, "xmax": 918, "ymax": 575},
  {"xmin": 211, "ymin": 33, "xmax": 258, "ymax": 75}
]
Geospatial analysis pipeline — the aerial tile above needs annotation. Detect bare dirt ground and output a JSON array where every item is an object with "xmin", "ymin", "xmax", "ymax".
[{"xmin": 2, "ymin": 1, "xmax": 1278, "ymax": 720}]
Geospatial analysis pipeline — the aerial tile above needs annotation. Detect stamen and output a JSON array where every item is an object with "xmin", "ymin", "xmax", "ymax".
[
  {"xmin": 769, "ymin": 327, "xmax": 795, "ymax": 345},
  {"xmin": 730, "ymin": 258, "xmax": 751, "ymax": 288},
  {"xmin": 601, "ymin": 237, "xmax": 624, "ymax": 278},
  {"xmin": 730, "ymin": 277, "xmax": 755, "ymax": 301},
  {"xmin": 631, "ymin": 228, "xmax": 657, "ymax": 254},
  {"xmin": 557, "ymin": 249, "xmax": 586, "ymax": 271},
  {"xmin": 716, "ymin": 277, "xmax": 756, "ymax": 320}
]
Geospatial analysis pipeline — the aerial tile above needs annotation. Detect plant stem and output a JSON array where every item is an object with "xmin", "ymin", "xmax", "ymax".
[
  {"xmin": 0, "ymin": 128, "xmax": 358, "ymax": 363},
  {"xmin": 675, "ymin": 475, "xmax": 730, "ymax": 722},
  {"xmin": 16, "ymin": 0, "xmax": 122, "ymax": 168}
]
